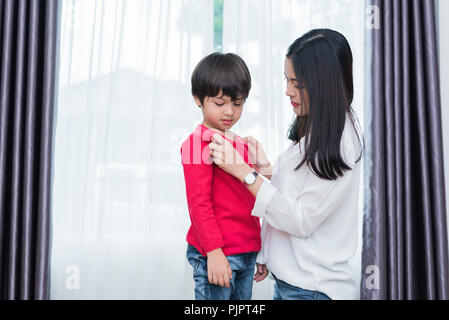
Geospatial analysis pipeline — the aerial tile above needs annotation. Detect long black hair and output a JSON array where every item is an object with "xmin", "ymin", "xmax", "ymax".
[{"xmin": 286, "ymin": 29, "xmax": 364, "ymax": 180}]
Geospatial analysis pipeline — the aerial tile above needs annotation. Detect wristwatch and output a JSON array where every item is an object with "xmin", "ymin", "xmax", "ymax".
[{"xmin": 243, "ymin": 170, "xmax": 259, "ymax": 186}]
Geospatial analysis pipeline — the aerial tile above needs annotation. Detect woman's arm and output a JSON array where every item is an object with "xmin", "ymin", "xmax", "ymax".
[
  {"xmin": 209, "ymin": 133, "xmax": 358, "ymax": 238},
  {"xmin": 208, "ymin": 134, "xmax": 268, "ymax": 197},
  {"xmin": 250, "ymin": 167, "xmax": 356, "ymax": 238},
  {"xmin": 257, "ymin": 163, "xmax": 273, "ymax": 180},
  {"xmin": 232, "ymin": 163, "xmax": 265, "ymax": 197}
]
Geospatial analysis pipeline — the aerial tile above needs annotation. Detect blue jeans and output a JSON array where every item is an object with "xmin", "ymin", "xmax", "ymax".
[
  {"xmin": 186, "ymin": 245, "xmax": 257, "ymax": 300},
  {"xmin": 272, "ymin": 274, "xmax": 332, "ymax": 300}
]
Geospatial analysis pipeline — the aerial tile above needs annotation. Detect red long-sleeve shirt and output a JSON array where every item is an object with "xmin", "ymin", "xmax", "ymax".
[{"xmin": 181, "ymin": 124, "xmax": 261, "ymax": 257}]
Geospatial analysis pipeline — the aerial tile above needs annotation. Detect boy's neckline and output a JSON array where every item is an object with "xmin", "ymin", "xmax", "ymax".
[{"xmin": 200, "ymin": 123, "xmax": 238, "ymax": 142}]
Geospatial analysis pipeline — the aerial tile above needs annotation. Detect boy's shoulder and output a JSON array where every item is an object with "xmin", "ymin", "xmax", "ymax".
[
  {"xmin": 181, "ymin": 124, "xmax": 214, "ymax": 165},
  {"xmin": 181, "ymin": 124, "xmax": 213, "ymax": 149},
  {"xmin": 181, "ymin": 125, "xmax": 244, "ymax": 149}
]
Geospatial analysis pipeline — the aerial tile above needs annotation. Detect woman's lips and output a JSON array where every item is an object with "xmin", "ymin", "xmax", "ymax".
[{"xmin": 291, "ymin": 101, "xmax": 300, "ymax": 108}]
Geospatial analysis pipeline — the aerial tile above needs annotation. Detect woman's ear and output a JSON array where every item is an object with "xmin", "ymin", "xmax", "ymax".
[{"xmin": 193, "ymin": 95, "xmax": 202, "ymax": 108}]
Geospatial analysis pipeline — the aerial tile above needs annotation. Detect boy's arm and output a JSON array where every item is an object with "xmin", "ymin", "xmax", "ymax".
[
  {"xmin": 182, "ymin": 136, "xmax": 232, "ymax": 287},
  {"xmin": 181, "ymin": 139, "xmax": 224, "ymax": 254},
  {"xmin": 206, "ymin": 248, "xmax": 233, "ymax": 288}
]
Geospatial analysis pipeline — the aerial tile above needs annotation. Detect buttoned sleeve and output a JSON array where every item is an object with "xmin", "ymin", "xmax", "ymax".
[
  {"xmin": 252, "ymin": 139, "xmax": 359, "ymax": 239},
  {"xmin": 255, "ymin": 219, "xmax": 270, "ymax": 264},
  {"xmin": 181, "ymin": 134, "xmax": 224, "ymax": 253}
]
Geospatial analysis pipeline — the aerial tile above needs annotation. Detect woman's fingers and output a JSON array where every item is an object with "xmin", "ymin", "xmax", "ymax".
[
  {"xmin": 209, "ymin": 141, "xmax": 224, "ymax": 154},
  {"xmin": 259, "ymin": 266, "xmax": 268, "ymax": 281},
  {"xmin": 254, "ymin": 264, "xmax": 269, "ymax": 282},
  {"xmin": 244, "ymin": 136, "xmax": 257, "ymax": 147},
  {"xmin": 211, "ymin": 133, "xmax": 223, "ymax": 144},
  {"xmin": 208, "ymin": 140, "xmax": 233, "ymax": 166},
  {"xmin": 253, "ymin": 265, "xmax": 260, "ymax": 280},
  {"xmin": 254, "ymin": 272, "xmax": 261, "ymax": 281},
  {"xmin": 210, "ymin": 149, "xmax": 224, "ymax": 166},
  {"xmin": 254, "ymin": 264, "xmax": 263, "ymax": 281},
  {"xmin": 209, "ymin": 142, "xmax": 224, "ymax": 163},
  {"xmin": 209, "ymin": 143, "xmax": 223, "ymax": 154},
  {"xmin": 209, "ymin": 133, "xmax": 246, "ymax": 170}
]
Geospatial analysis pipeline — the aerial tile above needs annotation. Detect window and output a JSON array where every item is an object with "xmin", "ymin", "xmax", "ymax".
[
  {"xmin": 52, "ymin": 0, "xmax": 365, "ymax": 299},
  {"xmin": 214, "ymin": 0, "xmax": 224, "ymax": 51}
]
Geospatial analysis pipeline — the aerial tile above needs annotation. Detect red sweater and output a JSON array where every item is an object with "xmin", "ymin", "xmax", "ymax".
[{"xmin": 181, "ymin": 124, "xmax": 261, "ymax": 257}]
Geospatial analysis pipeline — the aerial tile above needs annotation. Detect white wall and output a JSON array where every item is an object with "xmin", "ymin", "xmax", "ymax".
[{"xmin": 439, "ymin": 0, "xmax": 449, "ymax": 248}]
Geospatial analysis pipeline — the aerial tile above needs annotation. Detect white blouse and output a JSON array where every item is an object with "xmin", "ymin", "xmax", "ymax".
[{"xmin": 252, "ymin": 113, "xmax": 362, "ymax": 300}]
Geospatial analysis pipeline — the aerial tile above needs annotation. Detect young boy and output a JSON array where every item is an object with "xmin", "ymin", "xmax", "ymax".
[{"xmin": 181, "ymin": 52, "xmax": 261, "ymax": 300}]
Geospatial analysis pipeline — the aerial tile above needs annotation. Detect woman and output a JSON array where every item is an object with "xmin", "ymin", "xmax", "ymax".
[{"xmin": 208, "ymin": 29, "xmax": 364, "ymax": 300}]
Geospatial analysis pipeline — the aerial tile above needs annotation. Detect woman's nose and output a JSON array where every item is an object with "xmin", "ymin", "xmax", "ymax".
[{"xmin": 285, "ymin": 83, "xmax": 294, "ymax": 97}]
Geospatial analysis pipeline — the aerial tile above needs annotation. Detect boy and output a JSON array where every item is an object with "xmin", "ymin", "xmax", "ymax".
[{"xmin": 181, "ymin": 52, "xmax": 261, "ymax": 300}]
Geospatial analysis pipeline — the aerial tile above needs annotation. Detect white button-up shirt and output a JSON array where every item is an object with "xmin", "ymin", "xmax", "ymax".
[{"xmin": 252, "ymin": 113, "xmax": 362, "ymax": 300}]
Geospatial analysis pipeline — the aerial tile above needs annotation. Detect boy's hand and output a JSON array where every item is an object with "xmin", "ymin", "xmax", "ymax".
[
  {"xmin": 254, "ymin": 263, "xmax": 268, "ymax": 282},
  {"xmin": 206, "ymin": 248, "xmax": 233, "ymax": 288}
]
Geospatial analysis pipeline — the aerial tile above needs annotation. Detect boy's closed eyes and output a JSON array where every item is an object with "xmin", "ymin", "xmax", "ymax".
[{"xmin": 213, "ymin": 96, "xmax": 243, "ymax": 107}]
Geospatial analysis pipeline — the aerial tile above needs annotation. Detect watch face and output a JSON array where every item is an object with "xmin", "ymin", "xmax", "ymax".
[{"xmin": 245, "ymin": 173, "xmax": 256, "ymax": 185}]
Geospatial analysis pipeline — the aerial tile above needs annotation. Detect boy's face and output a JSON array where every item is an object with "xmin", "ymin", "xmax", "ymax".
[{"xmin": 195, "ymin": 90, "xmax": 244, "ymax": 133}]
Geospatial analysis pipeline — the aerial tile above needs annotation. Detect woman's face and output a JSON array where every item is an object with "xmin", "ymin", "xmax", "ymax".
[{"xmin": 284, "ymin": 58, "xmax": 309, "ymax": 116}]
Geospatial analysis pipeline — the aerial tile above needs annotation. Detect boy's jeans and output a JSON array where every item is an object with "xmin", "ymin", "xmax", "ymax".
[
  {"xmin": 272, "ymin": 273, "xmax": 332, "ymax": 300},
  {"xmin": 186, "ymin": 245, "xmax": 257, "ymax": 300}
]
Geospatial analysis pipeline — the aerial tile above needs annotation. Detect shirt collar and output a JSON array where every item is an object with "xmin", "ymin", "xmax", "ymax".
[{"xmin": 197, "ymin": 124, "xmax": 244, "ymax": 146}]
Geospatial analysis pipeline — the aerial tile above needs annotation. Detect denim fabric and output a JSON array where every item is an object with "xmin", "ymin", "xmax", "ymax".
[
  {"xmin": 272, "ymin": 274, "xmax": 332, "ymax": 300},
  {"xmin": 186, "ymin": 245, "xmax": 257, "ymax": 300}
]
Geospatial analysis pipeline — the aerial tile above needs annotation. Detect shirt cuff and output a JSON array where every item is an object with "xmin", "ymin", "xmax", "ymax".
[
  {"xmin": 203, "ymin": 242, "xmax": 225, "ymax": 255},
  {"xmin": 256, "ymin": 251, "xmax": 265, "ymax": 264},
  {"xmin": 252, "ymin": 180, "xmax": 277, "ymax": 218}
]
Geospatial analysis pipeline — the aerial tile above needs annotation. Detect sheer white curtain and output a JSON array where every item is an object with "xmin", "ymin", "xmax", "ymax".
[
  {"xmin": 223, "ymin": 0, "xmax": 366, "ymax": 299},
  {"xmin": 52, "ymin": 0, "xmax": 366, "ymax": 300},
  {"xmin": 51, "ymin": 0, "xmax": 213, "ymax": 299}
]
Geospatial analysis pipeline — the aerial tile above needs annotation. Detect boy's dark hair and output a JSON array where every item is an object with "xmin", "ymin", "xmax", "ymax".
[{"xmin": 191, "ymin": 52, "xmax": 251, "ymax": 105}]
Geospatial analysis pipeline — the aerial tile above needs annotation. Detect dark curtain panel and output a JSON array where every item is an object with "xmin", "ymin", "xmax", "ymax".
[
  {"xmin": 361, "ymin": 0, "xmax": 449, "ymax": 299},
  {"xmin": 0, "ymin": 0, "xmax": 59, "ymax": 299}
]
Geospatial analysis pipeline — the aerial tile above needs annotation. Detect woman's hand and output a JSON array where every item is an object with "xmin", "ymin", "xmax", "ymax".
[
  {"xmin": 244, "ymin": 136, "xmax": 273, "ymax": 177},
  {"xmin": 254, "ymin": 263, "xmax": 269, "ymax": 282},
  {"xmin": 207, "ymin": 248, "xmax": 233, "ymax": 287},
  {"xmin": 209, "ymin": 134, "xmax": 252, "ymax": 182}
]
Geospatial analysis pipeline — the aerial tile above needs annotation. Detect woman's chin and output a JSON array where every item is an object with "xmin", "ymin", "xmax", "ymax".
[
  {"xmin": 293, "ymin": 109, "xmax": 304, "ymax": 116},
  {"xmin": 293, "ymin": 106, "xmax": 309, "ymax": 116}
]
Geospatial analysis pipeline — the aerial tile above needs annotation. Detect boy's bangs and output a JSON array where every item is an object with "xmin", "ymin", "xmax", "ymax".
[
  {"xmin": 207, "ymin": 70, "xmax": 248, "ymax": 101},
  {"xmin": 191, "ymin": 52, "xmax": 251, "ymax": 104}
]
